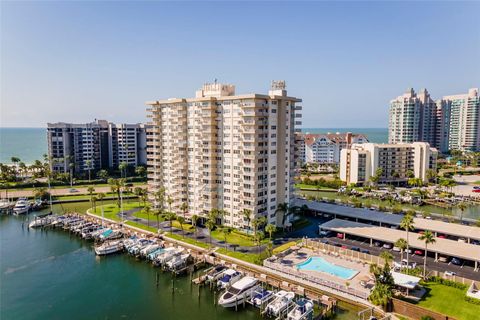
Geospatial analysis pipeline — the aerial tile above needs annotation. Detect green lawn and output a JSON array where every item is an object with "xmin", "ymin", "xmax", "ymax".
[
  {"xmin": 125, "ymin": 221, "xmax": 158, "ymax": 233},
  {"xmin": 89, "ymin": 201, "xmax": 143, "ymax": 221},
  {"xmin": 165, "ymin": 233, "xmax": 210, "ymax": 249},
  {"xmin": 474, "ymin": 180, "xmax": 480, "ymax": 185},
  {"xmin": 416, "ymin": 282, "xmax": 480, "ymax": 320},
  {"xmin": 273, "ymin": 241, "xmax": 298, "ymax": 255},
  {"xmin": 54, "ymin": 192, "xmax": 131, "ymax": 201},
  {"xmin": 295, "ymin": 183, "xmax": 336, "ymax": 191},
  {"xmin": 210, "ymin": 229, "xmax": 268, "ymax": 247},
  {"xmin": 216, "ymin": 248, "xmax": 260, "ymax": 264}
]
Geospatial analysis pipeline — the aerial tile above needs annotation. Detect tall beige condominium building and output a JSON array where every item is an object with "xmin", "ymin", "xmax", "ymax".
[
  {"xmin": 339, "ymin": 142, "xmax": 437, "ymax": 185},
  {"xmin": 146, "ymin": 81, "xmax": 302, "ymax": 228}
]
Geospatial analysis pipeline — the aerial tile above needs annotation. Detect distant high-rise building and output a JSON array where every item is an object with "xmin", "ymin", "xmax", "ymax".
[
  {"xmin": 443, "ymin": 88, "xmax": 480, "ymax": 152},
  {"xmin": 388, "ymin": 88, "xmax": 480, "ymax": 153},
  {"xmin": 146, "ymin": 81, "xmax": 302, "ymax": 228},
  {"xmin": 47, "ymin": 120, "xmax": 147, "ymax": 175}
]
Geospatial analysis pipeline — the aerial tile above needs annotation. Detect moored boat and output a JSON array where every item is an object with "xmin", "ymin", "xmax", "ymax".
[
  {"xmin": 287, "ymin": 298, "xmax": 314, "ymax": 320},
  {"xmin": 95, "ymin": 240, "xmax": 124, "ymax": 255},
  {"xmin": 265, "ymin": 290, "xmax": 295, "ymax": 317},
  {"xmin": 218, "ymin": 276, "xmax": 259, "ymax": 308},
  {"xmin": 216, "ymin": 269, "xmax": 242, "ymax": 289}
]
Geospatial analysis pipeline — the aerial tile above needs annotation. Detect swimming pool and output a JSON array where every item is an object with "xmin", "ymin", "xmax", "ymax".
[{"xmin": 296, "ymin": 257, "xmax": 358, "ymax": 279}]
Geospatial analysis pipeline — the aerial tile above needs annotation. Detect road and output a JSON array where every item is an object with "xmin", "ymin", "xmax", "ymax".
[{"xmin": 1, "ymin": 185, "xmax": 147, "ymax": 198}]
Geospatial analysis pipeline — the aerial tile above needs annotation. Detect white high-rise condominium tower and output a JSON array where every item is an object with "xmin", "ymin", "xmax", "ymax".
[
  {"xmin": 388, "ymin": 88, "xmax": 480, "ymax": 153},
  {"xmin": 146, "ymin": 81, "xmax": 302, "ymax": 229}
]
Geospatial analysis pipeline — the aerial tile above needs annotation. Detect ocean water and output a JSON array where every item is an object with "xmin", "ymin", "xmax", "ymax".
[
  {"xmin": 301, "ymin": 128, "xmax": 388, "ymax": 144},
  {"xmin": 0, "ymin": 128, "xmax": 47, "ymax": 164},
  {"xmin": 0, "ymin": 127, "xmax": 387, "ymax": 165}
]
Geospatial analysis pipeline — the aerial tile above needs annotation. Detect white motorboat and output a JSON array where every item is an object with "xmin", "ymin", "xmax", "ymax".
[
  {"xmin": 166, "ymin": 253, "xmax": 190, "ymax": 270},
  {"xmin": 0, "ymin": 199, "xmax": 13, "ymax": 210},
  {"xmin": 155, "ymin": 247, "xmax": 182, "ymax": 266},
  {"xmin": 206, "ymin": 265, "xmax": 228, "ymax": 282},
  {"xmin": 216, "ymin": 269, "xmax": 242, "ymax": 289},
  {"xmin": 28, "ymin": 215, "xmax": 55, "ymax": 228},
  {"xmin": 218, "ymin": 276, "xmax": 259, "ymax": 308},
  {"xmin": 250, "ymin": 288, "xmax": 274, "ymax": 307},
  {"xmin": 140, "ymin": 244, "xmax": 161, "ymax": 257},
  {"xmin": 95, "ymin": 240, "xmax": 124, "ymax": 255},
  {"xmin": 265, "ymin": 290, "xmax": 295, "ymax": 317},
  {"xmin": 287, "ymin": 298, "xmax": 314, "ymax": 320},
  {"xmin": 13, "ymin": 198, "xmax": 30, "ymax": 215}
]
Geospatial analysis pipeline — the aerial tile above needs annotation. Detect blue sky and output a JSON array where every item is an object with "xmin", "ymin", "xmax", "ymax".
[{"xmin": 1, "ymin": 1, "xmax": 479, "ymax": 128}]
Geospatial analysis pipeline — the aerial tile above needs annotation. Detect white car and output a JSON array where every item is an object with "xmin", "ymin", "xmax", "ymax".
[
  {"xmin": 383, "ymin": 243, "xmax": 392, "ymax": 249},
  {"xmin": 392, "ymin": 246, "xmax": 401, "ymax": 252},
  {"xmin": 444, "ymin": 271, "xmax": 457, "ymax": 276}
]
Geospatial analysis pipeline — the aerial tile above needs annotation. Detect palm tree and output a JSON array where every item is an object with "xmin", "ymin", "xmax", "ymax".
[
  {"xmin": 457, "ymin": 202, "xmax": 467, "ymax": 222},
  {"xmin": 154, "ymin": 208, "xmax": 162, "ymax": 228},
  {"xmin": 92, "ymin": 196, "xmax": 97, "ymax": 211},
  {"xmin": 265, "ymin": 223, "xmax": 277, "ymax": 240},
  {"xmin": 87, "ymin": 186, "xmax": 95, "ymax": 207},
  {"xmin": 252, "ymin": 217, "xmax": 267, "ymax": 249},
  {"xmin": 206, "ymin": 217, "xmax": 216, "ymax": 247},
  {"xmin": 180, "ymin": 202, "xmax": 188, "ymax": 221},
  {"xmin": 418, "ymin": 230, "xmax": 436, "ymax": 278},
  {"xmin": 242, "ymin": 209, "xmax": 252, "ymax": 231},
  {"xmin": 167, "ymin": 196, "xmax": 173, "ymax": 213},
  {"xmin": 400, "ymin": 213, "xmax": 415, "ymax": 267},
  {"xmin": 119, "ymin": 162, "xmax": 128, "ymax": 179},
  {"xmin": 177, "ymin": 216, "xmax": 185, "ymax": 238},
  {"xmin": 380, "ymin": 251, "xmax": 394, "ymax": 266},
  {"xmin": 144, "ymin": 204, "xmax": 152, "ymax": 227},
  {"xmin": 10, "ymin": 157, "xmax": 20, "ymax": 181},
  {"xmin": 97, "ymin": 169, "xmax": 109, "ymax": 181},
  {"xmin": 165, "ymin": 211, "xmax": 176, "ymax": 235},
  {"xmin": 191, "ymin": 214, "xmax": 199, "ymax": 239},
  {"xmin": 221, "ymin": 227, "xmax": 231, "ymax": 250},
  {"xmin": 85, "ymin": 159, "xmax": 92, "ymax": 181},
  {"xmin": 97, "ymin": 192, "xmax": 105, "ymax": 211},
  {"xmin": 394, "ymin": 238, "xmax": 408, "ymax": 262}
]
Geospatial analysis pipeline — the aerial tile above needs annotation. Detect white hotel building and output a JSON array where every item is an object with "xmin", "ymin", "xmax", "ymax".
[
  {"xmin": 146, "ymin": 82, "xmax": 302, "ymax": 228},
  {"xmin": 340, "ymin": 142, "xmax": 438, "ymax": 185},
  {"xmin": 303, "ymin": 132, "xmax": 368, "ymax": 164}
]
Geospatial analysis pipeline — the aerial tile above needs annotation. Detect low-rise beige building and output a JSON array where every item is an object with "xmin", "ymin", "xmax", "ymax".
[
  {"xmin": 339, "ymin": 142, "xmax": 437, "ymax": 185},
  {"xmin": 145, "ymin": 81, "xmax": 302, "ymax": 228}
]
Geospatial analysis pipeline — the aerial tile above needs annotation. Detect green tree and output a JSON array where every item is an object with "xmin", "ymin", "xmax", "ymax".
[
  {"xmin": 457, "ymin": 202, "xmax": 467, "ymax": 223},
  {"xmin": 418, "ymin": 230, "xmax": 436, "ymax": 278},
  {"xmin": 135, "ymin": 165, "xmax": 146, "ymax": 178},
  {"xmin": 180, "ymin": 202, "xmax": 188, "ymax": 221},
  {"xmin": 87, "ymin": 186, "xmax": 95, "ymax": 206},
  {"xmin": 380, "ymin": 251, "xmax": 394, "ymax": 265},
  {"xmin": 221, "ymin": 227, "xmax": 231, "ymax": 250},
  {"xmin": 265, "ymin": 223, "xmax": 277, "ymax": 240},
  {"xmin": 97, "ymin": 192, "xmax": 105, "ymax": 209},
  {"xmin": 85, "ymin": 159, "xmax": 92, "ymax": 182},
  {"xmin": 165, "ymin": 211, "xmax": 176, "ymax": 235},
  {"xmin": 119, "ymin": 162, "xmax": 128, "ymax": 179},
  {"xmin": 91, "ymin": 195, "xmax": 97, "ymax": 211},
  {"xmin": 242, "ymin": 208, "xmax": 252, "ymax": 231},
  {"xmin": 206, "ymin": 217, "xmax": 216, "ymax": 247},
  {"xmin": 144, "ymin": 204, "xmax": 152, "ymax": 227},
  {"xmin": 177, "ymin": 216, "xmax": 185, "ymax": 238},
  {"xmin": 394, "ymin": 238, "xmax": 408, "ymax": 262},
  {"xmin": 33, "ymin": 187, "xmax": 50, "ymax": 201},
  {"xmin": 97, "ymin": 169, "xmax": 109, "ymax": 181},
  {"xmin": 400, "ymin": 213, "xmax": 415, "ymax": 267},
  {"xmin": 191, "ymin": 214, "xmax": 199, "ymax": 239}
]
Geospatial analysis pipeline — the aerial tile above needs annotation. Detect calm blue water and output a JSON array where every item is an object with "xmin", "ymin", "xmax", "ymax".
[
  {"xmin": 302, "ymin": 128, "xmax": 388, "ymax": 144},
  {"xmin": 296, "ymin": 257, "xmax": 358, "ymax": 280},
  {"xmin": 0, "ymin": 128, "xmax": 47, "ymax": 164}
]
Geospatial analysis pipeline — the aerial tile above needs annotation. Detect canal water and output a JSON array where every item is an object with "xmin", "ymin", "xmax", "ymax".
[{"xmin": 1, "ymin": 204, "xmax": 359, "ymax": 320}]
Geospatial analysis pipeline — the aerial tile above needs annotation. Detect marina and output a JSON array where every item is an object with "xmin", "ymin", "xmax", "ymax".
[{"xmin": 1, "ymin": 208, "xmax": 365, "ymax": 320}]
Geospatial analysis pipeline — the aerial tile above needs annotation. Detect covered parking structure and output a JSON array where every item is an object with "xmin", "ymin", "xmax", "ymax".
[
  {"xmin": 295, "ymin": 199, "xmax": 480, "ymax": 243},
  {"xmin": 319, "ymin": 219, "xmax": 480, "ymax": 271}
]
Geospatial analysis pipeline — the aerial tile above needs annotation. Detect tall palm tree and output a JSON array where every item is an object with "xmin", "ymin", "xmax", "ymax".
[
  {"xmin": 191, "ymin": 214, "xmax": 199, "ymax": 239},
  {"xmin": 180, "ymin": 202, "xmax": 188, "ymax": 221},
  {"xmin": 380, "ymin": 251, "xmax": 394, "ymax": 266},
  {"xmin": 119, "ymin": 162, "xmax": 128, "ymax": 179},
  {"xmin": 457, "ymin": 202, "xmax": 467, "ymax": 223},
  {"xmin": 92, "ymin": 196, "xmax": 97, "ymax": 211},
  {"xmin": 165, "ymin": 211, "xmax": 177, "ymax": 235},
  {"xmin": 265, "ymin": 223, "xmax": 277, "ymax": 240},
  {"xmin": 85, "ymin": 159, "xmax": 92, "ymax": 182},
  {"xmin": 177, "ymin": 216, "xmax": 185, "ymax": 238},
  {"xmin": 87, "ymin": 186, "xmax": 95, "ymax": 207},
  {"xmin": 400, "ymin": 213, "xmax": 415, "ymax": 267},
  {"xmin": 242, "ymin": 209, "xmax": 252, "ymax": 231},
  {"xmin": 394, "ymin": 238, "xmax": 408, "ymax": 262},
  {"xmin": 418, "ymin": 230, "xmax": 436, "ymax": 279},
  {"xmin": 144, "ymin": 204, "xmax": 152, "ymax": 227},
  {"xmin": 206, "ymin": 217, "xmax": 216, "ymax": 247},
  {"xmin": 97, "ymin": 192, "xmax": 105, "ymax": 211}
]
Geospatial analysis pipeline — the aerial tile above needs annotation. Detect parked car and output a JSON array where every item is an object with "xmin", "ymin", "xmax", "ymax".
[
  {"xmin": 451, "ymin": 257, "xmax": 463, "ymax": 266},
  {"xmin": 360, "ymin": 249, "xmax": 370, "ymax": 254},
  {"xmin": 473, "ymin": 186, "xmax": 480, "ymax": 190},
  {"xmin": 336, "ymin": 233, "xmax": 344, "ymax": 239},
  {"xmin": 341, "ymin": 245, "xmax": 348, "ymax": 249},
  {"xmin": 383, "ymin": 243, "xmax": 393, "ymax": 249},
  {"xmin": 438, "ymin": 256, "xmax": 449, "ymax": 263},
  {"xmin": 320, "ymin": 239, "xmax": 329, "ymax": 244},
  {"xmin": 414, "ymin": 250, "xmax": 423, "ymax": 255},
  {"xmin": 351, "ymin": 246, "xmax": 360, "ymax": 252},
  {"xmin": 392, "ymin": 246, "xmax": 401, "ymax": 252},
  {"xmin": 319, "ymin": 230, "xmax": 332, "ymax": 237},
  {"xmin": 445, "ymin": 271, "xmax": 457, "ymax": 276},
  {"xmin": 373, "ymin": 241, "xmax": 382, "ymax": 247},
  {"xmin": 437, "ymin": 235, "xmax": 446, "ymax": 239},
  {"xmin": 333, "ymin": 243, "xmax": 342, "ymax": 247},
  {"xmin": 457, "ymin": 238, "xmax": 466, "ymax": 243},
  {"xmin": 401, "ymin": 259, "xmax": 417, "ymax": 269},
  {"xmin": 69, "ymin": 188, "xmax": 78, "ymax": 193}
]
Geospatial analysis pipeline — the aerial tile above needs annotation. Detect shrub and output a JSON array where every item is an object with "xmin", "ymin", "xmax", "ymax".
[{"xmin": 427, "ymin": 276, "xmax": 467, "ymax": 290}]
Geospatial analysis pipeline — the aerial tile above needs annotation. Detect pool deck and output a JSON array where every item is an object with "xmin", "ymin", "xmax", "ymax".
[{"xmin": 267, "ymin": 247, "xmax": 372, "ymax": 297}]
